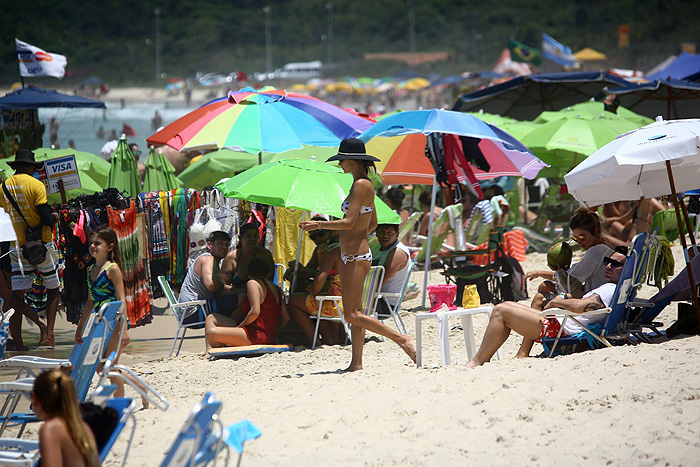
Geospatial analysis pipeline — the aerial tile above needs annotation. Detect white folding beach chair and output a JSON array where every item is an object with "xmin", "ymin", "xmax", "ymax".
[
  {"xmin": 160, "ymin": 392, "xmax": 261, "ymax": 467},
  {"xmin": 310, "ymin": 266, "xmax": 384, "ymax": 349},
  {"xmin": 375, "ymin": 260, "xmax": 415, "ymax": 335},
  {"xmin": 158, "ymin": 276, "xmax": 208, "ymax": 358},
  {"xmin": 0, "ymin": 301, "xmax": 123, "ymax": 437}
]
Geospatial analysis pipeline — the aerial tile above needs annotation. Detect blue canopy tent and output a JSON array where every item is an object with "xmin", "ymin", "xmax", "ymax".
[
  {"xmin": 605, "ymin": 79, "xmax": 700, "ymax": 120},
  {"xmin": 0, "ymin": 86, "xmax": 106, "ymax": 109},
  {"xmin": 451, "ymin": 71, "xmax": 629, "ymax": 120},
  {"xmin": 645, "ymin": 52, "xmax": 700, "ymax": 82}
]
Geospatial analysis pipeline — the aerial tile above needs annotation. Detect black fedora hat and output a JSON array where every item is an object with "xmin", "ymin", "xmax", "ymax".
[
  {"xmin": 8, "ymin": 149, "xmax": 43, "ymax": 169},
  {"xmin": 326, "ymin": 138, "xmax": 380, "ymax": 162}
]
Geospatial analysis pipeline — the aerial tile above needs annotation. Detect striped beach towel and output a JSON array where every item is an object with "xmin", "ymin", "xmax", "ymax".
[{"xmin": 469, "ymin": 229, "xmax": 528, "ymax": 266}]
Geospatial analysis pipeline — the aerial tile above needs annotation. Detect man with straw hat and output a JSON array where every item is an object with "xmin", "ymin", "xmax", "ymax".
[{"xmin": 0, "ymin": 149, "xmax": 58, "ymax": 350}]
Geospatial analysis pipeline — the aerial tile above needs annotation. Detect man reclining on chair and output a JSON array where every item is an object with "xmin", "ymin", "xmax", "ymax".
[
  {"xmin": 465, "ymin": 250, "xmax": 626, "ymax": 368},
  {"xmin": 370, "ymin": 223, "xmax": 412, "ymax": 315}
]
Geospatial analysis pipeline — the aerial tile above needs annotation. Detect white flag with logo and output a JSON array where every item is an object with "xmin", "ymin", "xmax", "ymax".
[{"xmin": 16, "ymin": 38, "xmax": 67, "ymax": 79}]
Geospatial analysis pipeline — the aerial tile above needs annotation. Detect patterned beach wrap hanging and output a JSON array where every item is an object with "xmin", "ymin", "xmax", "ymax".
[{"xmin": 107, "ymin": 200, "xmax": 152, "ymax": 327}]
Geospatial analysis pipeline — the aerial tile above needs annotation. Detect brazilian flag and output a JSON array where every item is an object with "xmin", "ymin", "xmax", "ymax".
[{"xmin": 508, "ymin": 38, "xmax": 542, "ymax": 66}]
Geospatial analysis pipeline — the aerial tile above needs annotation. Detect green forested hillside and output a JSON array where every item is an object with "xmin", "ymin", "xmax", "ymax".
[{"xmin": 1, "ymin": 0, "xmax": 698, "ymax": 86}]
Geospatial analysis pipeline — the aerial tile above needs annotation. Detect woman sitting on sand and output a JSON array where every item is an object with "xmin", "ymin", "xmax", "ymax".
[
  {"xmin": 516, "ymin": 207, "xmax": 613, "ymax": 358},
  {"xmin": 204, "ymin": 257, "xmax": 289, "ymax": 355}
]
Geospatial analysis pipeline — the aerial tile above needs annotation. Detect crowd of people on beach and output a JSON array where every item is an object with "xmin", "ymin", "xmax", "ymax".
[{"xmin": 0, "ymin": 136, "xmax": 679, "ymax": 368}]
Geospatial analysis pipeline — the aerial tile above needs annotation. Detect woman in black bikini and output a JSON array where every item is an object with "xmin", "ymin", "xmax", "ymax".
[{"xmin": 301, "ymin": 138, "xmax": 416, "ymax": 371}]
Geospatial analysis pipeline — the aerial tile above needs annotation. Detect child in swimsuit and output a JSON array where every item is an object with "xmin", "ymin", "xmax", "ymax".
[{"xmin": 75, "ymin": 225, "xmax": 146, "ymax": 403}]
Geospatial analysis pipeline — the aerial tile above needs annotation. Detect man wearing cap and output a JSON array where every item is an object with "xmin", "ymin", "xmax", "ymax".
[{"xmin": 0, "ymin": 149, "xmax": 59, "ymax": 350}]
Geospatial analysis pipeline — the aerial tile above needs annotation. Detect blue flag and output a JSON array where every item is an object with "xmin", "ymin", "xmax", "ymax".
[{"xmin": 541, "ymin": 33, "xmax": 578, "ymax": 67}]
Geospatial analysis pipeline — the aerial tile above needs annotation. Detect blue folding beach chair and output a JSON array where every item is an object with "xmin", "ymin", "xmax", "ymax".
[
  {"xmin": 540, "ymin": 232, "xmax": 652, "ymax": 357},
  {"xmin": 160, "ymin": 392, "xmax": 260, "ymax": 467},
  {"xmin": 0, "ymin": 301, "xmax": 123, "ymax": 436},
  {"xmin": 0, "ymin": 395, "xmax": 137, "ymax": 467}
]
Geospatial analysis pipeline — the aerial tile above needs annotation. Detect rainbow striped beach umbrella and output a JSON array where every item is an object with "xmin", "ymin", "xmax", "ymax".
[{"xmin": 146, "ymin": 86, "xmax": 373, "ymax": 154}]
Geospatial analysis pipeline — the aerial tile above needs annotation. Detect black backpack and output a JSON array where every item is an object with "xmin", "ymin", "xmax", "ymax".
[{"xmin": 500, "ymin": 256, "xmax": 528, "ymax": 302}]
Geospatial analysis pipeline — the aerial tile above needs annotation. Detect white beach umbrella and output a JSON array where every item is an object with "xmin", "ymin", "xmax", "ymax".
[
  {"xmin": 0, "ymin": 207, "xmax": 17, "ymax": 243},
  {"xmin": 565, "ymin": 116, "xmax": 700, "ymax": 322},
  {"xmin": 565, "ymin": 117, "xmax": 700, "ymax": 206}
]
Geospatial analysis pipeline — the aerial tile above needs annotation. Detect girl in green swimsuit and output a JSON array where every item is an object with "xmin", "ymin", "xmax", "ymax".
[{"xmin": 75, "ymin": 225, "xmax": 141, "ymax": 402}]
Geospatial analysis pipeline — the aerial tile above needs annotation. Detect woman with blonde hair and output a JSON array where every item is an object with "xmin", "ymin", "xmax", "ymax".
[
  {"xmin": 301, "ymin": 138, "xmax": 415, "ymax": 371},
  {"xmin": 33, "ymin": 369, "xmax": 100, "ymax": 467}
]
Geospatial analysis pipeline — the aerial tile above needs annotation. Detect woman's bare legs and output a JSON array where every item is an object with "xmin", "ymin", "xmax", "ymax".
[
  {"xmin": 340, "ymin": 261, "xmax": 415, "ymax": 371},
  {"xmin": 466, "ymin": 302, "xmax": 544, "ymax": 368},
  {"xmin": 204, "ymin": 313, "xmax": 252, "ymax": 355},
  {"xmin": 515, "ymin": 281, "xmax": 554, "ymax": 358}
]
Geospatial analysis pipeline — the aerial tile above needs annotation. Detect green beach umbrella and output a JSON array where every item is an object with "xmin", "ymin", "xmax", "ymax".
[
  {"xmin": 1, "ymin": 148, "xmax": 110, "ymax": 187},
  {"xmin": 465, "ymin": 111, "xmax": 518, "ymax": 127},
  {"xmin": 565, "ymin": 100, "xmax": 653, "ymax": 126},
  {"xmin": 178, "ymin": 145, "xmax": 339, "ymax": 190},
  {"xmin": 520, "ymin": 116, "xmax": 639, "ymax": 172},
  {"xmin": 107, "ymin": 136, "xmax": 141, "ymax": 197},
  {"xmin": 1, "ymin": 148, "xmax": 110, "ymax": 203},
  {"xmin": 216, "ymin": 158, "xmax": 401, "ymax": 224},
  {"xmin": 144, "ymin": 148, "xmax": 181, "ymax": 192},
  {"xmin": 534, "ymin": 108, "xmax": 644, "ymax": 134},
  {"xmin": 497, "ymin": 121, "xmax": 541, "ymax": 140}
]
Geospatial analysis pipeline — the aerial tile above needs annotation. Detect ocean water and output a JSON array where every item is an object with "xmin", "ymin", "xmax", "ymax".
[{"xmin": 37, "ymin": 101, "xmax": 194, "ymax": 157}]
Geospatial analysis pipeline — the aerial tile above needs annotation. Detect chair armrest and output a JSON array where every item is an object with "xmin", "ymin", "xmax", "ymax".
[
  {"xmin": 171, "ymin": 299, "xmax": 207, "ymax": 309},
  {"xmin": 378, "ymin": 292, "xmax": 400, "ymax": 300},
  {"xmin": 315, "ymin": 295, "xmax": 342, "ymax": 302},
  {"xmin": 540, "ymin": 307, "xmax": 611, "ymax": 318},
  {"xmin": 0, "ymin": 378, "xmax": 36, "ymax": 393},
  {"xmin": 0, "ymin": 356, "xmax": 71, "ymax": 370},
  {"xmin": 108, "ymin": 364, "xmax": 170, "ymax": 411}
]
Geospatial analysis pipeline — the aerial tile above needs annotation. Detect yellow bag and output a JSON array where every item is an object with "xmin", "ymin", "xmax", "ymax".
[{"xmin": 461, "ymin": 284, "xmax": 481, "ymax": 308}]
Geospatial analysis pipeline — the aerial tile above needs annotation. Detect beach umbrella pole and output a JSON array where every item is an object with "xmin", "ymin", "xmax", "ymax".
[
  {"xmin": 665, "ymin": 161, "xmax": 700, "ymax": 323},
  {"xmin": 421, "ymin": 177, "xmax": 438, "ymax": 309}
]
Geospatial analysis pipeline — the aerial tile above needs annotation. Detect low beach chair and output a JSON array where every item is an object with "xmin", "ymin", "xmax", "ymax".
[
  {"xmin": 160, "ymin": 392, "xmax": 260, "ymax": 467},
  {"xmin": 375, "ymin": 260, "xmax": 415, "ymax": 335},
  {"xmin": 273, "ymin": 263, "xmax": 287, "ymax": 296},
  {"xmin": 0, "ymin": 301, "xmax": 123, "ymax": 437},
  {"xmin": 398, "ymin": 211, "xmax": 421, "ymax": 245},
  {"xmin": 310, "ymin": 266, "xmax": 385, "ymax": 349},
  {"xmin": 441, "ymin": 227, "xmax": 508, "ymax": 305},
  {"xmin": 0, "ymin": 308, "xmax": 15, "ymax": 360},
  {"xmin": 412, "ymin": 204, "xmax": 462, "ymax": 267},
  {"xmin": 0, "ymin": 392, "xmax": 138, "ymax": 467},
  {"xmin": 540, "ymin": 232, "xmax": 651, "ymax": 357},
  {"xmin": 158, "ymin": 275, "xmax": 208, "ymax": 358}
]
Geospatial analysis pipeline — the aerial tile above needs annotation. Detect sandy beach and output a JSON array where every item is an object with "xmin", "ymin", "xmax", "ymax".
[{"xmin": 2, "ymin": 242, "xmax": 699, "ymax": 466}]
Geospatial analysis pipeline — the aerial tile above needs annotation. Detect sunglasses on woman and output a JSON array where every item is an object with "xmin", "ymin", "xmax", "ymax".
[{"xmin": 603, "ymin": 256, "xmax": 624, "ymax": 269}]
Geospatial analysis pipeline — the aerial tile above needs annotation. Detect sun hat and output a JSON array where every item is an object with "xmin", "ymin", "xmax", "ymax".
[
  {"xmin": 547, "ymin": 241, "xmax": 572, "ymax": 269},
  {"xmin": 326, "ymin": 138, "xmax": 380, "ymax": 162},
  {"xmin": 8, "ymin": 149, "xmax": 44, "ymax": 169}
]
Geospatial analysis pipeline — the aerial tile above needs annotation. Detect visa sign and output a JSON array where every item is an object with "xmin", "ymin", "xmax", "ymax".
[{"xmin": 44, "ymin": 155, "xmax": 82, "ymax": 194}]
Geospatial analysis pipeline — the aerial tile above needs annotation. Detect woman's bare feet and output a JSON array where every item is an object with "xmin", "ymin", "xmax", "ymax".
[{"xmin": 342, "ymin": 362, "xmax": 363, "ymax": 372}]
